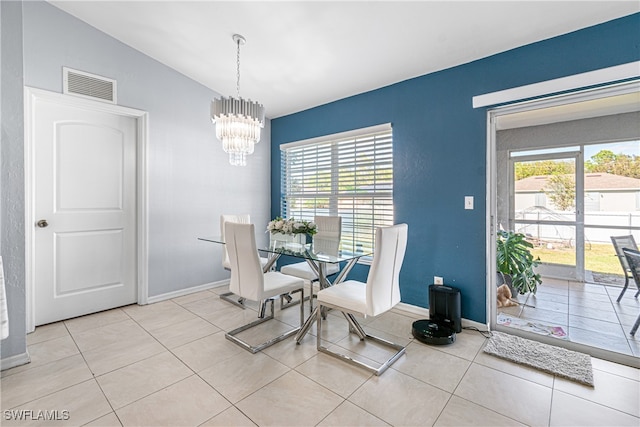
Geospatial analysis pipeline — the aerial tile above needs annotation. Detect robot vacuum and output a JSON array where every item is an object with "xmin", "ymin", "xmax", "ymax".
[{"xmin": 412, "ymin": 319, "xmax": 456, "ymax": 345}]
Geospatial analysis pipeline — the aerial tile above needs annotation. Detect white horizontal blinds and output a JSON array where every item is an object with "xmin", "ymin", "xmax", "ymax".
[{"xmin": 282, "ymin": 125, "xmax": 393, "ymax": 254}]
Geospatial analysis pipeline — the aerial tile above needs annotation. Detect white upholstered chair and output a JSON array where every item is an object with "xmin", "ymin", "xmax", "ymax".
[
  {"xmin": 220, "ymin": 214, "xmax": 270, "ymax": 308},
  {"xmin": 280, "ymin": 216, "xmax": 342, "ymax": 308},
  {"xmin": 316, "ymin": 223, "xmax": 408, "ymax": 375},
  {"xmin": 224, "ymin": 222, "xmax": 305, "ymax": 353}
]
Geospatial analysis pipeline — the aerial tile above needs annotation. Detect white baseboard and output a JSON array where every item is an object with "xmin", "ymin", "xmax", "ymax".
[
  {"xmin": 145, "ymin": 279, "xmax": 230, "ymax": 305},
  {"xmin": 1, "ymin": 351, "xmax": 31, "ymax": 371},
  {"xmin": 395, "ymin": 302, "xmax": 488, "ymax": 331}
]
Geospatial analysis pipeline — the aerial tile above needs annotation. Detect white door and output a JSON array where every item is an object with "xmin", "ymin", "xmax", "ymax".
[{"xmin": 33, "ymin": 98, "xmax": 137, "ymax": 325}]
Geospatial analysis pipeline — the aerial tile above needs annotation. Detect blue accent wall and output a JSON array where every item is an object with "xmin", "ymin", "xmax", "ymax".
[{"xmin": 271, "ymin": 13, "xmax": 640, "ymax": 324}]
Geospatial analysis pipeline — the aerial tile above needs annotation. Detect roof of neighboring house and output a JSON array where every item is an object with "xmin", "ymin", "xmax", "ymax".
[{"xmin": 515, "ymin": 173, "xmax": 640, "ymax": 192}]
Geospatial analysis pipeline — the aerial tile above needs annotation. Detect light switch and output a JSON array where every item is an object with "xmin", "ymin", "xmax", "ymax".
[{"xmin": 465, "ymin": 196, "xmax": 474, "ymax": 210}]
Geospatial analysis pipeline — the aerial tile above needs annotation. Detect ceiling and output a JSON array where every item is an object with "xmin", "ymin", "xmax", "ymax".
[{"xmin": 49, "ymin": 1, "xmax": 640, "ymax": 119}]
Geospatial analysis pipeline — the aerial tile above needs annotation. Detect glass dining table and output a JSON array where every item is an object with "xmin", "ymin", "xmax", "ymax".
[{"xmin": 198, "ymin": 234, "xmax": 372, "ymax": 343}]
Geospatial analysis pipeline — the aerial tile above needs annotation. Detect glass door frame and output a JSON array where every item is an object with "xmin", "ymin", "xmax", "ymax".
[{"xmin": 508, "ymin": 149, "xmax": 585, "ymax": 281}]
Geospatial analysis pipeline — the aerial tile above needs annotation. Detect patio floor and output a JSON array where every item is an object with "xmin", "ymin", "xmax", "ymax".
[{"xmin": 497, "ymin": 276, "xmax": 640, "ymax": 357}]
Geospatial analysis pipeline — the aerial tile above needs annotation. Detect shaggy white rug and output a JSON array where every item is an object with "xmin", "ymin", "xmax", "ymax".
[{"xmin": 484, "ymin": 331, "xmax": 594, "ymax": 386}]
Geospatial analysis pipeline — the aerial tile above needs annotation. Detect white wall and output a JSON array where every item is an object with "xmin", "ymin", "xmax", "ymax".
[{"xmin": 2, "ymin": 0, "xmax": 271, "ymax": 362}]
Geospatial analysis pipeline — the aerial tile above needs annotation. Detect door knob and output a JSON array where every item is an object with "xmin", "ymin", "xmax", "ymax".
[{"xmin": 36, "ymin": 219, "xmax": 48, "ymax": 228}]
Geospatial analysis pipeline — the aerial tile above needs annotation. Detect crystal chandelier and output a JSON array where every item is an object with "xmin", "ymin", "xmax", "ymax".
[{"xmin": 211, "ymin": 34, "xmax": 265, "ymax": 166}]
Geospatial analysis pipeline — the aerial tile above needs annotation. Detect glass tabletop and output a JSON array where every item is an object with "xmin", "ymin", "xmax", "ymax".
[{"xmin": 198, "ymin": 236, "xmax": 372, "ymax": 264}]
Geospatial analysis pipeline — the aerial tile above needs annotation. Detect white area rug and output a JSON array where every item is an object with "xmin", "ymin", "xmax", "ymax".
[{"xmin": 484, "ymin": 331, "xmax": 594, "ymax": 386}]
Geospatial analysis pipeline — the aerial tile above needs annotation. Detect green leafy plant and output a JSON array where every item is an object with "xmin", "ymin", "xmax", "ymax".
[{"xmin": 497, "ymin": 230, "xmax": 542, "ymax": 294}]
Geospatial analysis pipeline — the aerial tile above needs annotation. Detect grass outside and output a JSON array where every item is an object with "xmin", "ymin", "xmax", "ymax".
[{"xmin": 529, "ymin": 242, "xmax": 623, "ymax": 275}]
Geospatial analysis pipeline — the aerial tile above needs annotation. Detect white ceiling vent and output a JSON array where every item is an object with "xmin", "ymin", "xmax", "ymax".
[{"xmin": 63, "ymin": 67, "xmax": 116, "ymax": 103}]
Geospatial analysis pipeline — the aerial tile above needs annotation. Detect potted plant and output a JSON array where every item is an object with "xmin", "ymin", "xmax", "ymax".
[{"xmin": 496, "ymin": 230, "xmax": 542, "ymax": 295}]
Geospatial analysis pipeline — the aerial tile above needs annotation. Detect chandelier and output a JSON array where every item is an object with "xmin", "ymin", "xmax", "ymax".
[{"xmin": 211, "ymin": 34, "xmax": 265, "ymax": 166}]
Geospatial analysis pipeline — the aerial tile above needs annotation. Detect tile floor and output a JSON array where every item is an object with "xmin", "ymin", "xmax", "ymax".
[
  {"xmin": 499, "ymin": 277, "xmax": 640, "ymax": 357},
  {"xmin": 2, "ymin": 285, "xmax": 639, "ymax": 426}
]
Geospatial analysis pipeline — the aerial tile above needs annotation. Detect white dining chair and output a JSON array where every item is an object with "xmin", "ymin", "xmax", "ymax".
[
  {"xmin": 316, "ymin": 223, "xmax": 408, "ymax": 375},
  {"xmin": 280, "ymin": 216, "xmax": 341, "ymax": 309},
  {"xmin": 224, "ymin": 222, "xmax": 305, "ymax": 353},
  {"xmin": 220, "ymin": 214, "xmax": 270, "ymax": 308}
]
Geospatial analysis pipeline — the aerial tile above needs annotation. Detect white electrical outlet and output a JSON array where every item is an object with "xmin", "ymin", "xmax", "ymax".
[{"xmin": 434, "ymin": 276, "xmax": 444, "ymax": 285}]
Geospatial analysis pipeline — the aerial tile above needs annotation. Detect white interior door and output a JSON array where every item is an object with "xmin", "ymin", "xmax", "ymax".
[{"xmin": 33, "ymin": 98, "xmax": 137, "ymax": 325}]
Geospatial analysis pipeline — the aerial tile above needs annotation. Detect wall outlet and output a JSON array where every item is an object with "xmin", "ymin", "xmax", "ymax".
[
  {"xmin": 464, "ymin": 196, "xmax": 474, "ymax": 210},
  {"xmin": 434, "ymin": 276, "xmax": 444, "ymax": 285}
]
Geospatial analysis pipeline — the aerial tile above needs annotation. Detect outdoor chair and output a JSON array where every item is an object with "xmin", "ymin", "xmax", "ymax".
[
  {"xmin": 610, "ymin": 235, "xmax": 640, "ymax": 302},
  {"xmin": 621, "ymin": 248, "xmax": 640, "ymax": 336}
]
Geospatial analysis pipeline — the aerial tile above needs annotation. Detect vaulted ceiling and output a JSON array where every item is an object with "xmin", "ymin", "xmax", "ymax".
[{"xmin": 50, "ymin": 1, "xmax": 640, "ymax": 118}]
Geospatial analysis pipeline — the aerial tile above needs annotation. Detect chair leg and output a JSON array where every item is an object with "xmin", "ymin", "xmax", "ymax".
[
  {"xmin": 225, "ymin": 288, "xmax": 304, "ymax": 353},
  {"xmin": 631, "ymin": 313, "xmax": 640, "ymax": 336},
  {"xmin": 316, "ymin": 305, "xmax": 406, "ymax": 376},
  {"xmin": 220, "ymin": 291, "xmax": 246, "ymax": 309},
  {"xmin": 616, "ymin": 276, "xmax": 630, "ymax": 303}
]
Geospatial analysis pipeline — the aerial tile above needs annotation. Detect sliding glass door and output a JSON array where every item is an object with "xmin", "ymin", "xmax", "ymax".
[{"xmin": 509, "ymin": 149, "xmax": 583, "ymax": 280}]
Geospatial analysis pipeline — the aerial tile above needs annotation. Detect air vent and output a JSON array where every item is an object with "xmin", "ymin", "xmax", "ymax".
[{"xmin": 63, "ymin": 67, "xmax": 116, "ymax": 103}]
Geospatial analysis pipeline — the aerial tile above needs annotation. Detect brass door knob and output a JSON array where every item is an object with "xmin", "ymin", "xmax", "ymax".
[{"xmin": 37, "ymin": 219, "xmax": 48, "ymax": 228}]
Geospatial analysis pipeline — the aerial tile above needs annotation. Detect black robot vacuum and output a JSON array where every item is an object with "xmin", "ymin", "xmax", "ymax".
[{"xmin": 412, "ymin": 319, "xmax": 456, "ymax": 345}]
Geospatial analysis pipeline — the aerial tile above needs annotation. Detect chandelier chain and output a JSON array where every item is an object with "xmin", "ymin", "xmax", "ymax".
[{"xmin": 236, "ymin": 37, "xmax": 241, "ymax": 98}]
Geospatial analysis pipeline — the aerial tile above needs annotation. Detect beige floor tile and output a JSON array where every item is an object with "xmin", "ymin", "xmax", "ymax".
[
  {"xmin": 82, "ymin": 334, "xmax": 165, "ymax": 376},
  {"xmin": 180, "ymin": 294, "xmax": 238, "ymax": 318},
  {"xmin": 64, "ymin": 308, "xmax": 130, "ymax": 335},
  {"xmin": 199, "ymin": 406, "xmax": 257, "ymax": 427},
  {"xmin": 123, "ymin": 300, "xmax": 198, "ymax": 331},
  {"xmin": 554, "ymin": 368, "xmax": 640, "ymax": 417},
  {"xmin": 3, "ymin": 380, "xmax": 111, "ymax": 427},
  {"xmin": 454, "ymin": 363, "xmax": 552, "ymax": 426},
  {"xmin": 97, "ymin": 351, "xmax": 193, "ymax": 409},
  {"xmin": 550, "ymin": 390, "xmax": 640, "ymax": 426},
  {"xmin": 71, "ymin": 319, "xmax": 151, "ymax": 353},
  {"xmin": 317, "ymin": 401, "xmax": 390, "ymax": 426},
  {"xmin": 231, "ymin": 318, "xmax": 298, "ymax": 348},
  {"xmin": 236, "ymin": 370, "xmax": 343, "ymax": 426},
  {"xmin": 392, "ymin": 342, "xmax": 471, "ymax": 392},
  {"xmin": 115, "ymin": 375, "xmax": 230, "ymax": 427},
  {"xmin": 434, "ymin": 395, "xmax": 526, "ymax": 427},
  {"xmin": 199, "ymin": 350, "xmax": 289, "ymax": 403},
  {"xmin": 473, "ymin": 349, "xmax": 554, "ymax": 387},
  {"xmin": 26, "ymin": 322, "xmax": 69, "ymax": 346},
  {"xmin": 295, "ymin": 353, "xmax": 372, "ymax": 398},
  {"xmin": 83, "ymin": 412, "xmax": 123, "ymax": 426},
  {"xmin": 366, "ymin": 311, "xmax": 416, "ymax": 341},
  {"xmin": 1, "ymin": 354, "xmax": 93, "ymax": 409},
  {"xmin": 591, "ymin": 357, "xmax": 640, "ymax": 381},
  {"xmin": 171, "ymin": 289, "xmax": 217, "ymax": 306},
  {"xmin": 262, "ymin": 335, "xmax": 319, "ymax": 368},
  {"xmin": 172, "ymin": 331, "xmax": 244, "ymax": 372},
  {"xmin": 430, "ymin": 329, "xmax": 487, "ymax": 361},
  {"xmin": 349, "ymin": 369, "xmax": 450, "ymax": 426},
  {"xmin": 205, "ymin": 305, "xmax": 269, "ymax": 331},
  {"xmin": 147, "ymin": 316, "xmax": 220, "ymax": 349},
  {"xmin": 323, "ymin": 327, "xmax": 409, "ymax": 369},
  {"xmin": 2, "ymin": 335, "xmax": 79, "ymax": 377}
]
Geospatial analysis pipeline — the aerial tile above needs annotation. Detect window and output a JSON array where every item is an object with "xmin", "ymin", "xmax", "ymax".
[{"xmin": 281, "ymin": 124, "xmax": 393, "ymax": 255}]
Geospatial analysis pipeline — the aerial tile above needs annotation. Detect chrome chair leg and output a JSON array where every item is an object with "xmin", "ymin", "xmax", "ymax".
[
  {"xmin": 225, "ymin": 288, "xmax": 304, "ymax": 353},
  {"xmin": 316, "ymin": 304, "xmax": 406, "ymax": 376},
  {"xmin": 220, "ymin": 292, "xmax": 246, "ymax": 309}
]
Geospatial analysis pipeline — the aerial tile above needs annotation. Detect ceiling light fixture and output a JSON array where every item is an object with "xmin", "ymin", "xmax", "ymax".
[{"xmin": 211, "ymin": 34, "xmax": 265, "ymax": 166}]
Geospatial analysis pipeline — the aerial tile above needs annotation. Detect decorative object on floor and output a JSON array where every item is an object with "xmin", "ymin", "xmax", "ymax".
[
  {"xmin": 496, "ymin": 230, "xmax": 542, "ymax": 295},
  {"xmin": 211, "ymin": 34, "xmax": 265, "ymax": 166},
  {"xmin": 497, "ymin": 313, "xmax": 567, "ymax": 339},
  {"xmin": 484, "ymin": 331, "xmax": 593, "ymax": 386},
  {"xmin": 496, "ymin": 284, "xmax": 518, "ymax": 307}
]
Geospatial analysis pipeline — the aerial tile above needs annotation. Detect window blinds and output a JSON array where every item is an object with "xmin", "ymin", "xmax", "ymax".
[{"xmin": 281, "ymin": 125, "xmax": 393, "ymax": 254}]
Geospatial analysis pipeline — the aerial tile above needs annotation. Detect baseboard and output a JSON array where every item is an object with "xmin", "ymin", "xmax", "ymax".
[
  {"xmin": 395, "ymin": 302, "xmax": 489, "ymax": 331},
  {"xmin": 1, "ymin": 351, "xmax": 31, "ymax": 371},
  {"xmin": 145, "ymin": 279, "xmax": 230, "ymax": 305}
]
